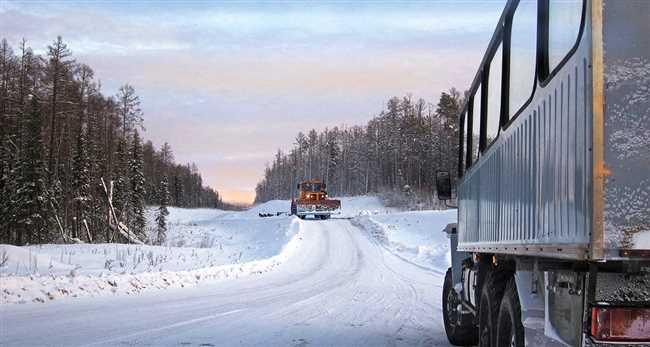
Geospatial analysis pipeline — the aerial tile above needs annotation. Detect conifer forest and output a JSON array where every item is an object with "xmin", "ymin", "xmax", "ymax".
[
  {"xmin": 0, "ymin": 37, "xmax": 225, "ymax": 246},
  {"xmin": 254, "ymin": 90, "xmax": 464, "ymax": 203}
]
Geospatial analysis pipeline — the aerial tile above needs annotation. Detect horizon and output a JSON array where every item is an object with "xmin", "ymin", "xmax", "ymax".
[{"xmin": 0, "ymin": 0, "xmax": 507, "ymax": 204}]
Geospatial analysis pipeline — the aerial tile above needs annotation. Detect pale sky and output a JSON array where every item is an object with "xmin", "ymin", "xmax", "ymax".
[{"xmin": 0, "ymin": 1, "xmax": 507, "ymax": 204}]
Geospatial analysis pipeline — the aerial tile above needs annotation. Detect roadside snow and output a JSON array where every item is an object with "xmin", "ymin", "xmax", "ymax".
[
  {"xmin": 353, "ymin": 210, "xmax": 456, "ymax": 272},
  {"xmin": 241, "ymin": 200, "xmax": 291, "ymax": 218},
  {"xmin": 159, "ymin": 207, "xmax": 295, "ymax": 261},
  {"xmin": 1, "ymin": 201, "xmax": 302, "ymax": 304},
  {"xmin": 0, "ymin": 196, "xmax": 455, "ymax": 305},
  {"xmin": 338, "ymin": 195, "xmax": 397, "ymax": 217},
  {"xmin": 0, "ymin": 220, "xmax": 303, "ymax": 304}
]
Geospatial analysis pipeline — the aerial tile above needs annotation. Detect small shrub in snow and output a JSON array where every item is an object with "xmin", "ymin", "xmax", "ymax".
[
  {"xmin": 199, "ymin": 234, "xmax": 216, "ymax": 248},
  {"xmin": 0, "ymin": 249, "xmax": 8, "ymax": 267},
  {"xmin": 105, "ymin": 259, "xmax": 114, "ymax": 271}
]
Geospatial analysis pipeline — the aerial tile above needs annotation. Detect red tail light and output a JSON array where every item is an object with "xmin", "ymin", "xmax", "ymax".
[{"xmin": 590, "ymin": 306, "xmax": 650, "ymax": 342}]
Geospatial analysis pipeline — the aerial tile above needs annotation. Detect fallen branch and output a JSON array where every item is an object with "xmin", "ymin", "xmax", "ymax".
[
  {"xmin": 101, "ymin": 178, "xmax": 144, "ymax": 245},
  {"xmin": 83, "ymin": 219, "xmax": 93, "ymax": 243},
  {"xmin": 49, "ymin": 199, "xmax": 68, "ymax": 243}
]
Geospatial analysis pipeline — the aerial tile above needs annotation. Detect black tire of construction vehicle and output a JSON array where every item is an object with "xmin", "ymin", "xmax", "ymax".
[
  {"xmin": 478, "ymin": 270, "xmax": 508, "ymax": 347},
  {"xmin": 442, "ymin": 268, "xmax": 478, "ymax": 346},
  {"xmin": 496, "ymin": 279, "xmax": 525, "ymax": 347}
]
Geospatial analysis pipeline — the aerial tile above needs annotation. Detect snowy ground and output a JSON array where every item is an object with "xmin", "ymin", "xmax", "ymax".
[
  {"xmin": 0, "ymin": 205, "xmax": 300, "ymax": 304},
  {"xmin": 0, "ymin": 196, "xmax": 455, "ymax": 346},
  {"xmin": 353, "ymin": 210, "xmax": 457, "ymax": 273}
]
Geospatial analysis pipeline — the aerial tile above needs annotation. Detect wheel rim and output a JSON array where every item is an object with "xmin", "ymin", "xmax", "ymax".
[{"xmin": 445, "ymin": 288, "xmax": 459, "ymax": 329}]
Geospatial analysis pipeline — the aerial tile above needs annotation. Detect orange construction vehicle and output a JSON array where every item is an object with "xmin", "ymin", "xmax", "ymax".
[{"xmin": 290, "ymin": 180, "xmax": 341, "ymax": 219}]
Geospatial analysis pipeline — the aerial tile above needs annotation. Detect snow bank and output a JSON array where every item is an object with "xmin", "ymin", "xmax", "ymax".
[
  {"xmin": 338, "ymin": 196, "xmax": 397, "ymax": 217},
  {"xmin": 1, "ymin": 220, "xmax": 304, "ymax": 304},
  {"xmin": 161, "ymin": 207, "xmax": 295, "ymax": 259},
  {"xmin": 241, "ymin": 200, "xmax": 292, "ymax": 218},
  {"xmin": 1, "ymin": 205, "xmax": 301, "ymax": 304},
  {"xmin": 353, "ymin": 210, "xmax": 456, "ymax": 272}
]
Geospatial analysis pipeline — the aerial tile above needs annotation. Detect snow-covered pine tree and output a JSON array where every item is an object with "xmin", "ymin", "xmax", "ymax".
[
  {"xmin": 71, "ymin": 124, "xmax": 91, "ymax": 241},
  {"xmin": 113, "ymin": 137, "xmax": 129, "ymax": 223},
  {"xmin": 84, "ymin": 97, "xmax": 104, "ymax": 242},
  {"xmin": 1, "ymin": 119, "xmax": 21, "ymax": 244},
  {"xmin": 128, "ymin": 130, "xmax": 146, "ymax": 240},
  {"xmin": 155, "ymin": 175, "xmax": 170, "ymax": 245},
  {"xmin": 172, "ymin": 172, "xmax": 184, "ymax": 207},
  {"xmin": 16, "ymin": 96, "xmax": 50, "ymax": 244},
  {"xmin": 45, "ymin": 36, "xmax": 73, "ymax": 185}
]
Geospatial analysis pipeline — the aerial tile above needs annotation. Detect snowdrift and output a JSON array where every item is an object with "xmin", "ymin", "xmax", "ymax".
[
  {"xmin": 354, "ymin": 210, "xmax": 456, "ymax": 272},
  {"xmin": 1, "ymin": 204, "xmax": 302, "ymax": 304}
]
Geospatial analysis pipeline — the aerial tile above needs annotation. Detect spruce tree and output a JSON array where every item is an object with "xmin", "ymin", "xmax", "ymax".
[
  {"xmin": 16, "ymin": 96, "xmax": 49, "ymax": 244},
  {"xmin": 113, "ymin": 137, "xmax": 129, "ymax": 221},
  {"xmin": 128, "ymin": 130, "xmax": 146, "ymax": 239},
  {"xmin": 172, "ymin": 172, "xmax": 183, "ymax": 207},
  {"xmin": 1, "ymin": 126, "xmax": 20, "ymax": 243},
  {"xmin": 155, "ymin": 175, "xmax": 170, "ymax": 245},
  {"xmin": 71, "ymin": 125, "xmax": 91, "ymax": 241}
]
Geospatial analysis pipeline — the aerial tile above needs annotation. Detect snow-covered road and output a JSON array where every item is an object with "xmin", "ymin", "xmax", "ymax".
[{"xmin": 1, "ymin": 219, "xmax": 452, "ymax": 346}]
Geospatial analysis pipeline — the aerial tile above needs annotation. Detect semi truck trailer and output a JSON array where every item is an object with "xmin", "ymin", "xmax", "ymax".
[{"xmin": 435, "ymin": 1, "xmax": 649, "ymax": 346}]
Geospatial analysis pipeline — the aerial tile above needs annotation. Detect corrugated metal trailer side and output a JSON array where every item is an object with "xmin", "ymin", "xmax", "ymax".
[
  {"xmin": 457, "ymin": 0, "xmax": 595, "ymax": 260},
  {"xmin": 457, "ymin": 0, "xmax": 650, "ymax": 261},
  {"xmin": 443, "ymin": 2, "xmax": 650, "ymax": 345}
]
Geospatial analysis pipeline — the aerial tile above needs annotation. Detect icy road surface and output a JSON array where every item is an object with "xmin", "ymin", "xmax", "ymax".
[{"xmin": 0, "ymin": 219, "xmax": 452, "ymax": 346}]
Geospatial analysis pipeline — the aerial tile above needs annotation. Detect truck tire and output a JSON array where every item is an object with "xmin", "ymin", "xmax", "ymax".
[
  {"xmin": 496, "ymin": 279, "xmax": 524, "ymax": 347},
  {"xmin": 478, "ymin": 270, "xmax": 508, "ymax": 347},
  {"xmin": 442, "ymin": 268, "xmax": 478, "ymax": 346}
]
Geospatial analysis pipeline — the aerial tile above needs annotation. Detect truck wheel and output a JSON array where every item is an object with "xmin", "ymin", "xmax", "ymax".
[
  {"xmin": 496, "ymin": 279, "xmax": 524, "ymax": 347},
  {"xmin": 478, "ymin": 270, "xmax": 508, "ymax": 347},
  {"xmin": 442, "ymin": 268, "xmax": 478, "ymax": 346}
]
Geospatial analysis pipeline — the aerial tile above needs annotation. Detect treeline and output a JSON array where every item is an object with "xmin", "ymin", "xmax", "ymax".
[
  {"xmin": 255, "ymin": 90, "xmax": 463, "ymax": 203},
  {"xmin": 0, "ymin": 37, "xmax": 223, "ymax": 246},
  {"xmin": 142, "ymin": 142, "xmax": 222, "ymax": 209}
]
